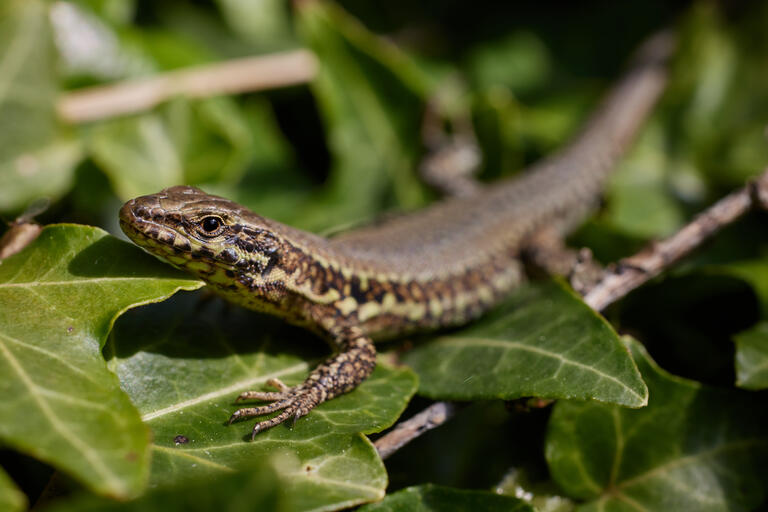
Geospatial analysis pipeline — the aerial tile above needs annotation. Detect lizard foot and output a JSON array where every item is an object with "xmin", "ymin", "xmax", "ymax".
[
  {"xmin": 228, "ymin": 381, "xmax": 322, "ymax": 439},
  {"xmin": 228, "ymin": 329, "xmax": 377, "ymax": 439}
]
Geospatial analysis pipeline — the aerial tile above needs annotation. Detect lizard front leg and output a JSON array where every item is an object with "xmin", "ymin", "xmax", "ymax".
[{"xmin": 228, "ymin": 325, "xmax": 376, "ymax": 439}]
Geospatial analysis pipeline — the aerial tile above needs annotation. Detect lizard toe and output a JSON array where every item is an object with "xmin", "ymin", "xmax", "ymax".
[{"xmin": 234, "ymin": 386, "xmax": 322, "ymax": 438}]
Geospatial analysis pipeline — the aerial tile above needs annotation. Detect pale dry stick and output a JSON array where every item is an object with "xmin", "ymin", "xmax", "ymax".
[
  {"xmin": 584, "ymin": 167, "xmax": 768, "ymax": 311},
  {"xmin": 0, "ymin": 199, "xmax": 50, "ymax": 260},
  {"xmin": 57, "ymin": 49, "xmax": 318, "ymax": 123},
  {"xmin": 374, "ymin": 401, "xmax": 458, "ymax": 459},
  {"xmin": 375, "ymin": 168, "xmax": 768, "ymax": 459},
  {"xmin": 0, "ymin": 222, "xmax": 41, "ymax": 260}
]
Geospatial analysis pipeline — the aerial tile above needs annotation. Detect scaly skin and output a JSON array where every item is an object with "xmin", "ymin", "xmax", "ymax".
[{"xmin": 119, "ymin": 32, "xmax": 673, "ymax": 438}]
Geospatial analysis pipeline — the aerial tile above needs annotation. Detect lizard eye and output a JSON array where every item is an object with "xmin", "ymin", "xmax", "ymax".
[{"xmin": 199, "ymin": 216, "xmax": 224, "ymax": 236}]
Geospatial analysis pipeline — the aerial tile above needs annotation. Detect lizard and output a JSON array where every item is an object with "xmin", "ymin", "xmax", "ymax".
[{"xmin": 119, "ymin": 31, "xmax": 674, "ymax": 439}]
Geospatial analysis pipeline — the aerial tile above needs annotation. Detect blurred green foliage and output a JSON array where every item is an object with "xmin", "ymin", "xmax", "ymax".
[{"xmin": 2, "ymin": 0, "xmax": 768, "ymax": 511}]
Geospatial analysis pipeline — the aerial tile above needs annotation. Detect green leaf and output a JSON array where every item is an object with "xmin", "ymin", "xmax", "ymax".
[
  {"xmin": 403, "ymin": 280, "xmax": 647, "ymax": 407},
  {"xmin": 87, "ymin": 114, "xmax": 185, "ymax": 200},
  {"xmin": 86, "ymin": 95, "xmax": 294, "ymax": 205},
  {"xmin": 670, "ymin": 5, "xmax": 768, "ymax": 187},
  {"xmin": 0, "ymin": 225, "xmax": 203, "ymax": 498},
  {"xmin": 602, "ymin": 122, "xmax": 686, "ymax": 239},
  {"xmin": 472, "ymin": 87, "xmax": 525, "ymax": 182},
  {"xmin": 0, "ymin": 465, "xmax": 26, "ymax": 512},
  {"xmin": 215, "ymin": 0, "xmax": 294, "ymax": 51},
  {"xmin": 72, "ymin": 0, "xmax": 137, "ymax": 27},
  {"xmin": 733, "ymin": 322, "xmax": 768, "ymax": 390},
  {"xmin": 546, "ymin": 338, "xmax": 768, "ymax": 511},
  {"xmin": 0, "ymin": 0, "xmax": 57, "ymax": 156},
  {"xmin": 295, "ymin": 1, "xmax": 431, "ymax": 231},
  {"xmin": 466, "ymin": 31, "xmax": 551, "ymax": 94},
  {"xmin": 0, "ymin": 137, "xmax": 83, "ymax": 213},
  {"xmin": 358, "ymin": 484, "xmax": 535, "ymax": 512},
  {"xmin": 108, "ymin": 295, "xmax": 418, "ymax": 511},
  {"xmin": 43, "ymin": 462, "xmax": 287, "ymax": 512},
  {"xmin": 161, "ymin": 97, "xmax": 253, "ymax": 185},
  {"xmin": 0, "ymin": 0, "xmax": 82, "ymax": 213}
]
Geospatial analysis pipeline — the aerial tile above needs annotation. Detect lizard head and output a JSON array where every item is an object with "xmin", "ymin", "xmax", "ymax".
[{"xmin": 119, "ymin": 186, "xmax": 289, "ymax": 302}]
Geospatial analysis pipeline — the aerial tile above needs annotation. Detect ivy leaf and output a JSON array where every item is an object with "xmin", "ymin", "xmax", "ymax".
[
  {"xmin": 733, "ymin": 322, "xmax": 768, "ymax": 390},
  {"xmin": 546, "ymin": 337, "xmax": 768, "ymax": 511},
  {"xmin": 42, "ymin": 462, "xmax": 287, "ymax": 512},
  {"xmin": 357, "ymin": 484, "xmax": 535, "ymax": 512},
  {"xmin": 108, "ymin": 294, "xmax": 418, "ymax": 512},
  {"xmin": 0, "ymin": 225, "xmax": 203, "ymax": 498},
  {"xmin": 0, "ymin": 465, "xmax": 26, "ymax": 512},
  {"xmin": 403, "ymin": 280, "xmax": 647, "ymax": 407}
]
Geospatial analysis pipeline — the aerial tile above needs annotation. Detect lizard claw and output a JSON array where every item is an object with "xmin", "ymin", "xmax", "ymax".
[
  {"xmin": 227, "ymin": 398, "xmax": 292, "ymax": 424},
  {"xmin": 229, "ymin": 330, "xmax": 376, "ymax": 438},
  {"xmin": 229, "ymin": 384, "xmax": 320, "ymax": 438}
]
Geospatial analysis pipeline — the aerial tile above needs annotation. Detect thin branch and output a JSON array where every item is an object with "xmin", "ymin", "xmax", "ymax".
[
  {"xmin": 57, "ymin": 49, "xmax": 318, "ymax": 123},
  {"xmin": 374, "ymin": 401, "xmax": 458, "ymax": 459},
  {"xmin": 584, "ymin": 167, "xmax": 768, "ymax": 311}
]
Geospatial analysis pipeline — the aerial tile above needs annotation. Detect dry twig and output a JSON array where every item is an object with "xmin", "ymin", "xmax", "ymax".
[
  {"xmin": 584, "ymin": 167, "xmax": 768, "ymax": 311},
  {"xmin": 58, "ymin": 49, "xmax": 318, "ymax": 123},
  {"xmin": 374, "ymin": 401, "xmax": 458, "ymax": 459},
  {"xmin": 0, "ymin": 199, "xmax": 49, "ymax": 260}
]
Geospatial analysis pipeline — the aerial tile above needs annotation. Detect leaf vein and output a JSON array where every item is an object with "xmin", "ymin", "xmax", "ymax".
[
  {"xmin": 0, "ymin": 336, "xmax": 125, "ymax": 493},
  {"xmin": 438, "ymin": 336, "xmax": 643, "ymax": 400}
]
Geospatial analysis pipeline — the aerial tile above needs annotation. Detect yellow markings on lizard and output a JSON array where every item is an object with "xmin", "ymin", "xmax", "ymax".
[
  {"xmin": 335, "ymin": 297, "xmax": 358, "ymax": 316},
  {"xmin": 357, "ymin": 301, "xmax": 383, "ymax": 322},
  {"xmin": 118, "ymin": 33, "xmax": 674, "ymax": 437}
]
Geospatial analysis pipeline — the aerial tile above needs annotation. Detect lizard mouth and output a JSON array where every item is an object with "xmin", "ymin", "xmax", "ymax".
[
  {"xmin": 119, "ymin": 196, "xmax": 195, "ymax": 258},
  {"xmin": 120, "ymin": 192, "xmax": 257, "ymax": 278}
]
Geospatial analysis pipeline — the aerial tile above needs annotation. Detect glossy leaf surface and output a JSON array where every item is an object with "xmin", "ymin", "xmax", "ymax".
[
  {"xmin": 404, "ymin": 281, "xmax": 647, "ymax": 407},
  {"xmin": 0, "ymin": 225, "xmax": 203, "ymax": 498},
  {"xmin": 547, "ymin": 338, "xmax": 768, "ymax": 511}
]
